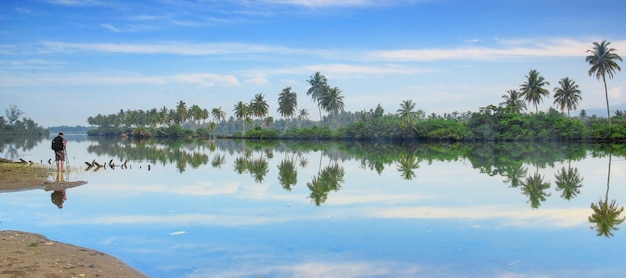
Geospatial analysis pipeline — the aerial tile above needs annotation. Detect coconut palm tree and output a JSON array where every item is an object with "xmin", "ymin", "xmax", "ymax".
[
  {"xmin": 233, "ymin": 101, "xmax": 250, "ymax": 133},
  {"xmin": 277, "ymin": 87, "xmax": 298, "ymax": 133},
  {"xmin": 250, "ymin": 93, "xmax": 269, "ymax": 125},
  {"xmin": 397, "ymin": 100, "xmax": 420, "ymax": 132},
  {"xmin": 307, "ymin": 72, "xmax": 329, "ymax": 122},
  {"xmin": 175, "ymin": 100, "xmax": 188, "ymax": 124},
  {"xmin": 211, "ymin": 107, "xmax": 226, "ymax": 125},
  {"xmin": 586, "ymin": 40, "xmax": 623, "ymax": 127},
  {"xmin": 553, "ymin": 77, "xmax": 582, "ymax": 117},
  {"xmin": 320, "ymin": 86, "xmax": 345, "ymax": 129},
  {"xmin": 520, "ymin": 69, "xmax": 550, "ymax": 114},
  {"xmin": 499, "ymin": 89, "xmax": 527, "ymax": 114},
  {"xmin": 297, "ymin": 109, "xmax": 309, "ymax": 129}
]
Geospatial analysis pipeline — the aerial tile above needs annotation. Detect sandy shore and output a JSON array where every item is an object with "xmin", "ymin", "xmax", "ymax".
[
  {"xmin": 0, "ymin": 230, "xmax": 148, "ymax": 278},
  {"xmin": 0, "ymin": 160, "xmax": 148, "ymax": 277}
]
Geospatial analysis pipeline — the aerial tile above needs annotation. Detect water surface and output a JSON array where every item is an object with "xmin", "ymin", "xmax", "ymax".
[{"xmin": 1, "ymin": 136, "xmax": 625, "ymax": 277}]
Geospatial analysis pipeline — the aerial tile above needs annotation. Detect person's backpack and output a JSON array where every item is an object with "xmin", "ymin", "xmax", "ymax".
[{"xmin": 51, "ymin": 136, "xmax": 64, "ymax": 151}]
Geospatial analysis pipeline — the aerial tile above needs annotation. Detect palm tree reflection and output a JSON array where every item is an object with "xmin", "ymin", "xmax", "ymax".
[
  {"xmin": 589, "ymin": 152, "xmax": 625, "ymax": 237},
  {"xmin": 278, "ymin": 157, "xmax": 298, "ymax": 191},
  {"xmin": 307, "ymin": 163, "xmax": 345, "ymax": 206},
  {"xmin": 395, "ymin": 153, "xmax": 420, "ymax": 180},
  {"xmin": 554, "ymin": 162, "xmax": 583, "ymax": 200},
  {"xmin": 521, "ymin": 169, "xmax": 551, "ymax": 209}
]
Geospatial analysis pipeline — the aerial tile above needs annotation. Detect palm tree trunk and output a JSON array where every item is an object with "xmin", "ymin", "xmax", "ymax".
[{"xmin": 603, "ymin": 74, "xmax": 611, "ymax": 127}]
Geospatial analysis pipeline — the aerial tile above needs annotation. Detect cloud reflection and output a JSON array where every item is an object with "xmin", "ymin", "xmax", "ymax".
[{"xmin": 371, "ymin": 206, "xmax": 590, "ymax": 228}]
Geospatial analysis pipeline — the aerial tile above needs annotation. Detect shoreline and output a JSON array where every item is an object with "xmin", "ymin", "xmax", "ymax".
[
  {"xmin": 0, "ymin": 230, "xmax": 148, "ymax": 277},
  {"xmin": 0, "ymin": 162, "xmax": 148, "ymax": 277}
]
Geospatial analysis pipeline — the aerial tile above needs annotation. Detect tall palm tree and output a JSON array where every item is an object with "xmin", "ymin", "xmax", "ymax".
[
  {"xmin": 520, "ymin": 69, "xmax": 550, "ymax": 114},
  {"xmin": 553, "ymin": 77, "xmax": 582, "ymax": 117},
  {"xmin": 250, "ymin": 93, "xmax": 269, "ymax": 125},
  {"xmin": 211, "ymin": 107, "xmax": 226, "ymax": 125},
  {"xmin": 397, "ymin": 99, "xmax": 420, "ymax": 131},
  {"xmin": 175, "ymin": 100, "xmax": 188, "ymax": 124},
  {"xmin": 307, "ymin": 72, "xmax": 329, "ymax": 122},
  {"xmin": 586, "ymin": 40, "xmax": 622, "ymax": 127},
  {"xmin": 277, "ymin": 87, "xmax": 298, "ymax": 133},
  {"xmin": 233, "ymin": 101, "xmax": 250, "ymax": 133},
  {"xmin": 499, "ymin": 89, "xmax": 527, "ymax": 114},
  {"xmin": 320, "ymin": 86, "xmax": 345, "ymax": 129}
]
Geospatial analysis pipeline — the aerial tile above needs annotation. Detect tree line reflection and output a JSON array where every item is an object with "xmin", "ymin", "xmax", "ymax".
[{"xmin": 1, "ymin": 136, "xmax": 624, "ymax": 237}]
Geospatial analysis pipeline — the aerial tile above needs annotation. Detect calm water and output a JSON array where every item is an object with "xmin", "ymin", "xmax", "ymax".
[{"xmin": 1, "ymin": 135, "xmax": 626, "ymax": 277}]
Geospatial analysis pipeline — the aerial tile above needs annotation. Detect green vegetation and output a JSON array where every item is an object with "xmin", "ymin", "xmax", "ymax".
[
  {"xmin": 1, "ymin": 105, "xmax": 48, "ymax": 136},
  {"xmin": 82, "ymin": 40, "xmax": 622, "ymax": 142}
]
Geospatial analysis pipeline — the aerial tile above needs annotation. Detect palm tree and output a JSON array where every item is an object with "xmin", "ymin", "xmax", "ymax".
[
  {"xmin": 307, "ymin": 72, "xmax": 329, "ymax": 122},
  {"xmin": 211, "ymin": 107, "xmax": 226, "ymax": 125},
  {"xmin": 250, "ymin": 93, "xmax": 269, "ymax": 125},
  {"xmin": 297, "ymin": 109, "xmax": 309, "ymax": 129},
  {"xmin": 397, "ymin": 100, "xmax": 420, "ymax": 132},
  {"xmin": 189, "ymin": 104, "xmax": 204, "ymax": 125},
  {"xmin": 586, "ymin": 40, "xmax": 622, "ymax": 127},
  {"xmin": 553, "ymin": 77, "xmax": 582, "ymax": 117},
  {"xmin": 175, "ymin": 100, "xmax": 188, "ymax": 124},
  {"xmin": 320, "ymin": 86, "xmax": 345, "ymax": 129},
  {"xmin": 233, "ymin": 101, "xmax": 250, "ymax": 133},
  {"xmin": 499, "ymin": 89, "xmax": 527, "ymax": 114},
  {"xmin": 277, "ymin": 87, "xmax": 298, "ymax": 133},
  {"xmin": 520, "ymin": 69, "xmax": 550, "ymax": 114}
]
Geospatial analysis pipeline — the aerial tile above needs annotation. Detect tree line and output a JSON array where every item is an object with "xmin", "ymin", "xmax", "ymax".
[
  {"xmin": 82, "ymin": 40, "xmax": 622, "ymax": 142},
  {"xmin": 0, "ymin": 104, "xmax": 48, "ymax": 136}
]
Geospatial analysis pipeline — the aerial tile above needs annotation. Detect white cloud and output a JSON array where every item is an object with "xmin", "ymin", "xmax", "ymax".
[
  {"xmin": 370, "ymin": 205, "xmax": 590, "ymax": 228},
  {"xmin": 100, "ymin": 23, "xmax": 122, "ymax": 32},
  {"xmin": 0, "ymin": 72, "xmax": 241, "ymax": 87}
]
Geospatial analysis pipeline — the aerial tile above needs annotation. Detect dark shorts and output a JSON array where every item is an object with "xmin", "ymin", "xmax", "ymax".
[{"xmin": 55, "ymin": 150, "xmax": 65, "ymax": 161}]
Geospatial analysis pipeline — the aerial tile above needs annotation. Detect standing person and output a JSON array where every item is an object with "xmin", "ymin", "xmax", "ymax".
[{"xmin": 51, "ymin": 132, "xmax": 67, "ymax": 172}]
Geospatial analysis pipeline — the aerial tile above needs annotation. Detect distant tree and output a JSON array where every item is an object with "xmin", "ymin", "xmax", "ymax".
[
  {"xmin": 189, "ymin": 104, "xmax": 204, "ymax": 125},
  {"xmin": 553, "ymin": 77, "xmax": 582, "ymax": 117},
  {"xmin": 520, "ymin": 69, "xmax": 551, "ymax": 114},
  {"xmin": 211, "ymin": 107, "xmax": 226, "ymax": 125},
  {"xmin": 175, "ymin": 100, "xmax": 188, "ymax": 124},
  {"xmin": 397, "ymin": 100, "xmax": 419, "ymax": 132},
  {"xmin": 5, "ymin": 104, "xmax": 23, "ymax": 125},
  {"xmin": 320, "ymin": 87, "xmax": 345, "ymax": 129},
  {"xmin": 586, "ymin": 40, "xmax": 622, "ymax": 127},
  {"xmin": 297, "ymin": 109, "xmax": 309, "ymax": 129},
  {"xmin": 250, "ymin": 93, "xmax": 269, "ymax": 125},
  {"xmin": 233, "ymin": 101, "xmax": 251, "ymax": 133},
  {"xmin": 277, "ymin": 87, "xmax": 298, "ymax": 132},
  {"xmin": 499, "ymin": 89, "xmax": 527, "ymax": 114},
  {"xmin": 307, "ymin": 72, "xmax": 329, "ymax": 122}
]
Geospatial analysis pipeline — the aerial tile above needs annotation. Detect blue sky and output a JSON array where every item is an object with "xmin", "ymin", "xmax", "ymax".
[{"xmin": 1, "ymin": 0, "xmax": 625, "ymax": 127}]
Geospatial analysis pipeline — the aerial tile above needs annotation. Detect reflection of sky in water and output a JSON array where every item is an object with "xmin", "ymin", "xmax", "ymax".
[{"xmin": 1, "ymin": 137, "xmax": 626, "ymax": 277}]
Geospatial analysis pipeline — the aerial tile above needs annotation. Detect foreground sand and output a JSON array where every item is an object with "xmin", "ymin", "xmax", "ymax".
[
  {"xmin": 1, "ymin": 160, "xmax": 148, "ymax": 277},
  {"xmin": 0, "ymin": 230, "xmax": 148, "ymax": 278}
]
